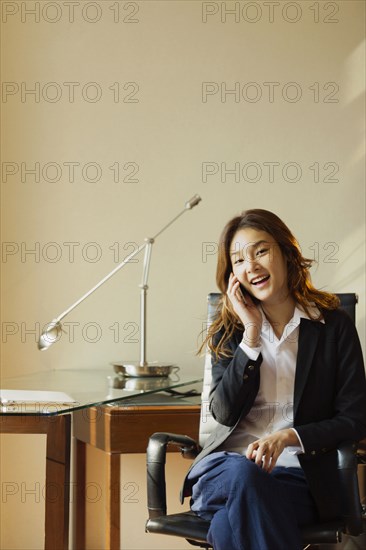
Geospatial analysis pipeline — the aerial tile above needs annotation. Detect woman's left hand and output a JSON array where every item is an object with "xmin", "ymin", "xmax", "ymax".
[{"xmin": 246, "ymin": 429, "xmax": 300, "ymax": 473}]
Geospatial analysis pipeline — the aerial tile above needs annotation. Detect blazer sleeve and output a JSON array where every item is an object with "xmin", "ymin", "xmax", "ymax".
[
  {"xmin": 209, "ymin": 328, "xmax": 263, "ymax": 426},
  {"xmin": 295, "ymin": 310, "xmax": 366, "ymax": 455}
]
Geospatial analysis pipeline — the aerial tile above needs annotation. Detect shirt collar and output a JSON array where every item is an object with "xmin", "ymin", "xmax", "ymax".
[
  {"xmin": 295, "ymin": 303, "xmax": 325, "ymax": 324},
  {"xmin": 259, "ymin": 302, "xmax": 325, "ymax": 343}
]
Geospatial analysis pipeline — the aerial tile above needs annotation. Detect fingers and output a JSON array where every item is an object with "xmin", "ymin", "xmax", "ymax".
[
  {"xmin": 227, "ymin": 273, "xmax": 247, "ymax": 305},
  {"xmin": 227, "ymin": 274, "xmax": 240, "ymax": 302},
  {"xmin": 227, "ymin": 272, "xmax": 238, "ymax": 294},
  {"xmin": 227, "ymin": 274, "xmax": 261, "ymax": 335},
  {"xmin": 265, "ymin": 448, "xmax": 281, "ymax": 473},
  {"xmin": 246, "ymin": 439, "xmax": 282, "ymax": 473}
]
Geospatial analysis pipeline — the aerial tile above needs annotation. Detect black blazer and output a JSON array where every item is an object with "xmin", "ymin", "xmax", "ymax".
[{"xmin": 182, "ymin": 308, "xmax": 366, "ymax": 521}]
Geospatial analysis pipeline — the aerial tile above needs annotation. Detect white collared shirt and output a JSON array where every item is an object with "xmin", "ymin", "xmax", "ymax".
[{"xmin": 217, "ymin": 303, "xmax": 325, "ymax": 467}]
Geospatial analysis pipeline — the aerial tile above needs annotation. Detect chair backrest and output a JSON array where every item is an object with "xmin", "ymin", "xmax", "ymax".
[{"xmin": 198, "ymin": 292, "xmax": 358, "ymax": 449}]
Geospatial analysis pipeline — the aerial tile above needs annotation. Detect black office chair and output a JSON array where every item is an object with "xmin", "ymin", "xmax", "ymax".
[{"xmin": 146, "ymin": 293, "xmax": 365, "ymax": 549}]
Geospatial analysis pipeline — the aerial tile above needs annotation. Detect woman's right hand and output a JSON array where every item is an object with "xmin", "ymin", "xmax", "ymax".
[{"xmin": 227, "ymin": 272, "xmax": 262, "ymax": 348}]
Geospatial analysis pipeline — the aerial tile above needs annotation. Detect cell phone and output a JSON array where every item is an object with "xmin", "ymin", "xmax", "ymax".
[{"xmin": 236, "ymin": 286, "xmax": 248, "ymax": 305}]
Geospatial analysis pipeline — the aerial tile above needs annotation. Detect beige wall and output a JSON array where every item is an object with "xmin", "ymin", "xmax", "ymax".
[{"xmin": 1, "ymin": 1, "xmax": 365, "ymax": 548}]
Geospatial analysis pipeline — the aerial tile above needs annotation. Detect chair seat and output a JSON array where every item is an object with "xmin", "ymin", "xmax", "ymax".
[{"xmin": 146, "ymin": 511, "xmax": 344, "ymax": 546}]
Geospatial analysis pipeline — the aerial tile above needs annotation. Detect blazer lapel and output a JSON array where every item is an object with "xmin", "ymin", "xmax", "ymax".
[{"xmin": 294, "ymin": 318, "xmax": 323, "ymax": 418}]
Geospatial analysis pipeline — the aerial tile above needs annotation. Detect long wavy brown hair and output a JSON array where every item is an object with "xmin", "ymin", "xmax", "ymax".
[{"xmin": 199, "ymin": 209, "xmax": 340, "ymax": 358}]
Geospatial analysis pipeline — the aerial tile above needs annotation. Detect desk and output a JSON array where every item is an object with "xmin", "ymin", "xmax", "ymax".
[
  {"xmin": 1, "ymin": 370, "xmax": 202, "ymax": 550},
  {"xmin": 73, "ymin": 394, "xmax": 202, "ymax": 549},
  {"xmin": 0, "ymin": 413, "xmax": 71, "ymax": 550}
]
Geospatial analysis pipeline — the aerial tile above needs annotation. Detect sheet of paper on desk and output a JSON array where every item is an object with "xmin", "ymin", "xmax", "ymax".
[{"xmin": 0, "ymin": 389, "xmax": 76, "ymax": 404}]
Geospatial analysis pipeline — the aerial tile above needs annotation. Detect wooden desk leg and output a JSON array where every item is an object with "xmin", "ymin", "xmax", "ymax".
[
  {"xmin": 74, "ymin": 439, "xmax": 87, "ymax": 550},
  {"xmin": 105, "ymin": 453, "xmax": 120, "ymax": 550},
  {"xmin": 45, "ymin": 414, "xmax": 71, "ymax": 550}
]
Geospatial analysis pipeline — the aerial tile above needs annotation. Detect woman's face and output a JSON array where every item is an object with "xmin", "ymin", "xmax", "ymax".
[{"xmin": 230, "ymin": 227, "xmax": 290, "ymax": 306}]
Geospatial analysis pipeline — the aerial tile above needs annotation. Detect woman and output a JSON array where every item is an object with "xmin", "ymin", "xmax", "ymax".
[{"xmin": 182, "ymin": 209, "xmax": 366, "ymax": 550}]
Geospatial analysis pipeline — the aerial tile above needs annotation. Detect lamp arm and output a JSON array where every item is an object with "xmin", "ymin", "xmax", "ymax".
[
  {"xmin": 151, "ymin": 209, "xmax": 186, "ymax": 240},
  {"xmin": 54, "ymin": 196, "xmax": 201, "ymax": 323},
  {"xmin": 139, "ymin": 241, "xmax": 153, "ymax": 366},
  {"xmin": 138, "ymin": 203, "xmax": 195, "ymax": 364},
  {"xmin": 53, "ymin": 242, "xmax": 147, "ymax": 324},
  {"xmin": 141, "ymin": 239, "xmax": 153, "ymax": 288}
]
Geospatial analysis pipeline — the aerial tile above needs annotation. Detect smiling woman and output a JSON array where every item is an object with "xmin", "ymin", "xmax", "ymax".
[{"xmin": 184, "ymin": 209, "xmax": 366, "ymax": 550}]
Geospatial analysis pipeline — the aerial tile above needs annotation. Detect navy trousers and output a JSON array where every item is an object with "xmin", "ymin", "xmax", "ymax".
[{"xmin": 187, "ymin": 452, "xmax": 318, "ymax": 550}]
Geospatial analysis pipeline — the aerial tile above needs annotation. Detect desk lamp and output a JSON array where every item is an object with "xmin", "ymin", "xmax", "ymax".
[{"xmin": 38, "ymin": 196, "xmax": 202, "ymax": 374}]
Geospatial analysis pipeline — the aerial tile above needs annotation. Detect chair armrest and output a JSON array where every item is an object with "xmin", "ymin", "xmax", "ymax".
[
  {"xmin": 337, "ymin": 441, "xmax": 363, "ymax": 536},
  {"xmin": 146, "ymin": 432, "xmax": 200, "ymax": 519}
]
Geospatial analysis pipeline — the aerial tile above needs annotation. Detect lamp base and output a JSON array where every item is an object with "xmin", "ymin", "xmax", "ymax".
[
  {"xmin": 111, "ymin": 361, "xmax": 179, "ymax": 378},
  {"xmin": 108, "ymin": 374, "xmax": 175, "ymax": 392}
]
